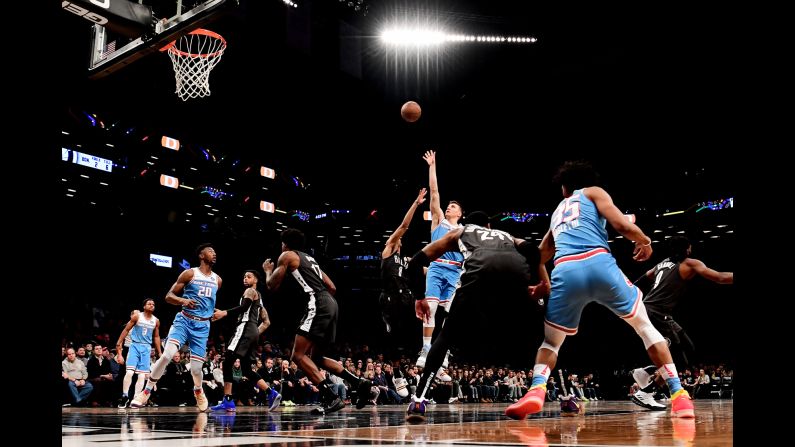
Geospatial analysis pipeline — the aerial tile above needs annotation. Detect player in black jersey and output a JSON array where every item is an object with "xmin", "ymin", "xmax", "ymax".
[
  {"xmin": 380, "ymin": 188, "xmax": 426, "ymax": 338},
  {"xmin": 263, "ymin": 228, "xmax": 373, "ymax": 415},
  {"xmin": 403, "ymin": 211, "xmax": 549, "ymax": 422},
  {"xmin": 210, "ymin": 270, "xmax": 282, "ymax": 412},
  {"xmin": 629, "ymin": 236, "xmax": 733, "ymax": 410}
]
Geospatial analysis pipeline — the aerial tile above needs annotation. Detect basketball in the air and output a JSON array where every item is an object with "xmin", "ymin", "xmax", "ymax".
[{"xmin": 401, "ymin": 101, "xmax": 422, "ymax": 122}]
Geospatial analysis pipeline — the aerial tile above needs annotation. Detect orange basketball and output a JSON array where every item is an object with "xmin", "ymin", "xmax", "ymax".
[{"xmin": 401, "ymin": 101, "xmax": 422, "ymax": 122}]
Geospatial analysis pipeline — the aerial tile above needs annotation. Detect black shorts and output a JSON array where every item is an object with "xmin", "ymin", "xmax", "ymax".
[
  {"xmin": 379, "ymin": 290, "xmax": 413, "ymax": 315},
  {"xmin": 228, "ymin": 323, "xmax": 260, "ymax": 359},
  {"xmin": 296, "ymin": 292, "xmax": 338, "ymax": 346}
]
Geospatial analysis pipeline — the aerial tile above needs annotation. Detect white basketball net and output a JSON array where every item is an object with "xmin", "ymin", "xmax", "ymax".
[{"xmin": 165, "ymin": 29, "xmax": 226, "ymax": 101}]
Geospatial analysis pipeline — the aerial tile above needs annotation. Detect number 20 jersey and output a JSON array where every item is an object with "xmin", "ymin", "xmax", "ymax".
[{"xmin": 182, "ymin": 267, "xmax": 219, "ymax": 319}]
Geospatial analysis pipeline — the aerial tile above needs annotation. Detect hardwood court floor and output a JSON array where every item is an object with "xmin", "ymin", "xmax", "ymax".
[{"xmin": 62, "ymin": 399, "xmax": 732, "ymax": 446}]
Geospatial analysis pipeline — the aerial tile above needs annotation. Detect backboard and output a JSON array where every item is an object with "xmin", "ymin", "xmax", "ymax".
[{"xmin": 86, "ymin": 0, "xmax": 237, "ymax": 79}]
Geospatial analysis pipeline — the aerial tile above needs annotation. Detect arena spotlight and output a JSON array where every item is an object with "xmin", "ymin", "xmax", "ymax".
[
  {"xmin": 380, "ymin": 28, "xmax": 537, "ymax": 46},
  {"xmin": 381, "ymin": 29, "xmax": 447, "ymax": 46}
]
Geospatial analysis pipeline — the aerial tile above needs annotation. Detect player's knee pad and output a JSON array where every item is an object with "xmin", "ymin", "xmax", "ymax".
[
  {"xmin": 540, "ymin": 323, "xmax": 567, "ymax": 355},
  {"xmin": 636, "ymin": 325, "xmax": 665, "ymax": 350},
  {"xmin": 625, "ymin": 303, "xmax": 665, "ymax": 349},
  {"xmin": 423, "ymin": 300, "xmax": 439, "ymax": 328},
  {"xmin": 190, "ymin": 359, "xmax": 204, "ymax": 381},
  {"xmin": 161, "ymin": 342, "xmax": 179, "ymax": 361},
  {"xmin": 540, "ymin": 341, "xmax": 561, "ymax": 355}
]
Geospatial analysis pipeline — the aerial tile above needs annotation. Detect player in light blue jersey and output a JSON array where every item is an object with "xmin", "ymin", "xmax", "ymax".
[
  {"xmin": 506, "ymin": 160, "xmax": 694, "ymax": 420},
  {"xmin": 114, "ymin": 298, "xmax": 160, "ymax": 408},
  {"xmin": 132, "ymin": 243, "xmax": 223, "ymax": 412},
  {"xmin": 416, "ymin": 150, "xmax": 463, "ymax": 370}
]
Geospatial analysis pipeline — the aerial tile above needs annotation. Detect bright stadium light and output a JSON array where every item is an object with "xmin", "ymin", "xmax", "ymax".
[
  {"xmin": 381, "ymin": 29, "xmax": 448, "ymax": 46},
  {"xmin": 380, "ymin": 29, "xmax": 537, "ymax": 46}
]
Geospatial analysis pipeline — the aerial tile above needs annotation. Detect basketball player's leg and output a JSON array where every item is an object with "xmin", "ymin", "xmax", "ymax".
[
  {"xmin": 134, "ymin": 373, "xmax": 148, "ymax": 396},
  {"xmin": 633, "ymin": 311, "xmax": 670, "ymax": 386},
  {"xmin": 293, "ymin": 297, "xmax": 338, "ymax": 385},
  {"xmin": 313, "ymin": 352, "xmax": 369, "ymax": 389},
  {"xmin": 118, "ymin": 345, "xmax": 141, "ymax": 406},
  {"xmin": 406, "ymin": 289, "xmax": 474, "ymax": 422},
  {"xmin": 600, "ymin": 261, "xmax": 665, "ymax": 361},
  {"xmin": 506, "ymin": 263, "xmax": 585, "ymax": 420},
  {"xmin": 631, "ymin": 366, "xmax": 668, "ymax": 410},
  {"xmin": 221, "ymin": 351, "xmax": 241, "ymax": 396},
  {"xmin": 121, "ymin": 368, "xmax": 135, "ymax": 401},
  {"xmin": 306, "ymin": 351, "xmax": 370, "ymax": 409},
  {"xmin": 419, "ymin": 269, "xmax": 444, "ymax": 362},
  {"xmin": 292, "ymin": 334, "xmax": 341, "ymax": 412},
  {"xmin": 294, "ymin": 297, "xmax": 345, "ymax": 414},
  {"xmin": 378, "ymin": 292, "xmax": 391, "ymax": 333},
  {"xmin": 625, "ymin": 304, "xmax": 693, "ymax": 415},
  {"xmin": 638, "ymin": 322, "xmax": 693, "ymax": 402},
  {"xmin": 212, "ymin": 349, "xmax": 248, "ymax": 412},
  {"xmin": 605, "ymin": 267, "xmax": 669, "ymax": 408},
  {"xmin": 122, "ymin": 345, "xmax": 141, "ymax": 396},
  {"xmin": 239, "ymin": 341, "xmax": 280, "ymax": 408},
  {"xmin": 504, "ymin": 321, "xmax": 570, "ymax": 420},
  {"xmin": 380, "ymin": 291, "xmax": 402, "ymax": 358},
  {"xmin": 187, "ymin": 320, "xmax": 211, "ymax": 410},
  {"xmin": 595, "ymin": 256, "xmax": 670, "ymax": 366},
  {"xmin": 131, "ymin": 316, "xmax": 186, "ymax": 407},
  {"xmin": 133, "ymin": 346, "xmax": 151, "ymax": 397},
  {"xmin": 631, "ymin": 311, "xmax": 674, "ymax": 408},
  {"xmin": 603, "ymin": 261, "xmax": 693, "ymax": 417},
  {"xmin": 300, "ymin": 323, "xmax": 372, "ymax": 410},
  {"xmin": 434, "ymin": 278, "xmax": 458, "ymax": 374},
  {"xmin": 410, "ymin": 289, "xmax": 470, "ymax": 405},
  {"xmin": 669, "ymin": 320, "xmax": 695, "ymax": 367}
]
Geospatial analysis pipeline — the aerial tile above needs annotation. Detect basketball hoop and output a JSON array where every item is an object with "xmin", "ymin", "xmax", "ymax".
[{"xmin": 160, "ymin": 29, "xmax": 227, "ymax": 101}]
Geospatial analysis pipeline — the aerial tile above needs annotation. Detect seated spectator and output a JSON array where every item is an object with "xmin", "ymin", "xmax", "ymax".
[
  {"xmin": 503, "ymin": 371, "xmax": 520, "ymax": 403},
  {"xmin": 460, "ymin": 370, "xmax": 476, "ymax": 402},
  {"xmin": 87, "ymin": 344, "xmax": 114, "ymax": 406},
  {"xmin": 364, "ymin": 370, "xmax": 380, "ymax": 405},
  {"xmin": 694, "ymin": 369, "xmax": 711, "ymax": 399},
  {"xmin": 547, "ymin": 376, "xmax": 559, "ymax": 401},
  {"xmin": 62, "ymin": 348, "xmax": 93, "ymax": 406},
  {"xmin": 327, "ymin": 371, "xmax": 348, "ymax": 404},
  {"xmin": 76, "ymin": 346, "xmax": 89, "ymax": 367},
  {"xmin": 295, "ymin": 368, "xmax": 319, "ymax": 405},
  {"xmin": 373, "ymin": 364, "xmax": 400, "ymax": 404},
  {"xmin": 682, "ymin": 370, "xmax": 697, "ymax": 395},
  {"xmin": 279, "ymin": 360, "xmax": 296, "ymax": 406}
]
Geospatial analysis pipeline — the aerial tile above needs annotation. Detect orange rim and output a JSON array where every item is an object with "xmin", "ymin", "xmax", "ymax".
[{"xmin": 159, "ymin": 28, "xmax": 227, "ymax": 58}]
